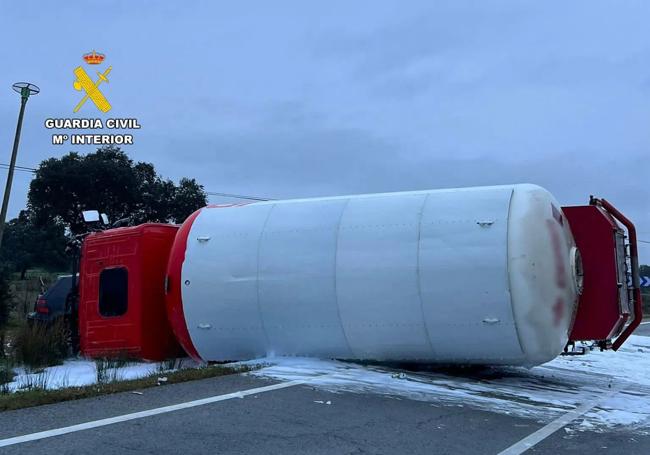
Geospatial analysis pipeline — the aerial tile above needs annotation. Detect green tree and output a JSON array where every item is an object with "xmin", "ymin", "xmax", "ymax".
[
  {"xmin": 170, "ymin": 178, "xmax": 208, "ymax": 223},
  {"xmin": 0, "ymin": 265, "xmax": 10, "ymax": 358},
  {"xmin": 28, "ymin": 146, "xmax": 207, "ymax": 233},
  {"xmin": 0, "ymin": 266, "xmax": 10, "ymax": 329},
  {"xmin": 0, "ymin": 211, "xmax": 68, "ymax": 279}
]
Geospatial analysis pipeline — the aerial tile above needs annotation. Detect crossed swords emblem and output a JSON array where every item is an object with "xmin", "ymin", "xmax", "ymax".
[{"xmin": 73, "ymin": 66, "xmax": 112, "ymax": 113}]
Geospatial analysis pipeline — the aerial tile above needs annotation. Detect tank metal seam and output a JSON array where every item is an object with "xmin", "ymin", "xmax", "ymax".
[
  {"xmin": 416, "ymin": 193, "xmax": 437, "ymax": 358},
  {"xmin": 255, "ymin": 204, "xmax": 275, "ymax": 352},
  {"xmin": 506, "ymin": 188, "xmax": 526, "ymax": 357},
  {"xmin": 333, "ymin": 198, "xmax": 355, "ymax": 358}
]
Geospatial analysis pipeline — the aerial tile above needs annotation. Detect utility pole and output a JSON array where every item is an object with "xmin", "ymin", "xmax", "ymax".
[{"xmin": 0, "ymin": 82, "xmax": 39, "ymax": 250}]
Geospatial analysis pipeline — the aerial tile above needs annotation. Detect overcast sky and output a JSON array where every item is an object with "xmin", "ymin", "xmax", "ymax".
[{"xmin": 0, "ymin": 1, "xmax": 648, "ymax": 260}]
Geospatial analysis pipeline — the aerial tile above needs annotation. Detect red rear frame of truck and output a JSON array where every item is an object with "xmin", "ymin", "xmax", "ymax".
[{"xmin": 563, "ymin": 197, "xmax": 642, "ymax": 351}]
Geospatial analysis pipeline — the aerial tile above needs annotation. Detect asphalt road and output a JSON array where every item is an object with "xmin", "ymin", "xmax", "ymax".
[
  {"xmin": 0, "ymin": 324, "xmax": 648, "ymax": 454},
  {"xmin": 0, "ymin": 368, "xmax": 648, "ymax": 455},
  {"xmin": 634, "ymin": 321, "xmax": 650, "ymax": 337}
]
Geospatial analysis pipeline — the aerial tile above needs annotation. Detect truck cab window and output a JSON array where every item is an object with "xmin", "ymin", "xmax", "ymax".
[{"xmin": 99, "ymin": 267, "xmax": 128, "ymax": 317}]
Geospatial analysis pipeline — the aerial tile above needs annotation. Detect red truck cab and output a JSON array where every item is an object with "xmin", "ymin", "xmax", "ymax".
[{"xmin": 78, "ymin": 223, "xmax": 182, "ymax": 360}]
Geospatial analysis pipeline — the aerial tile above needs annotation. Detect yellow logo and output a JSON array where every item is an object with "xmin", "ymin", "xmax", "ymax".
[{"xmin": 73, "ymin": 51, "xmax": 112, "ymax": 113}]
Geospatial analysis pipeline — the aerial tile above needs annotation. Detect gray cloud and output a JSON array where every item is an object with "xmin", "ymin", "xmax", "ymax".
[{"xmin": 0, "ymin": 1, "xmax": 648, "ymax": 259}]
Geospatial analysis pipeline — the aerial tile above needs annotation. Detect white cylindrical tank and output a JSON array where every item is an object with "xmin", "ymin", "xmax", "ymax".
[{"xmin": 166, "ymin": 184, "xmax": 581, "ymax": 366}]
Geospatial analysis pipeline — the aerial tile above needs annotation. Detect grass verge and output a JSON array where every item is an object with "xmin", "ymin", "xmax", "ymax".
[
  {"xmin": 12, "ymin": 319, "xmax": 68, "ymax": 370},
  {"xmin": 0, "ymin": 363, "xmax": 255, "ymax": 412}
]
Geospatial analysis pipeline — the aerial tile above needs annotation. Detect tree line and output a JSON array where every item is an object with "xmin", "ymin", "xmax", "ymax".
[{"xmin": 0, "ymin": 146, "xmax": 207, "ymax": 280}]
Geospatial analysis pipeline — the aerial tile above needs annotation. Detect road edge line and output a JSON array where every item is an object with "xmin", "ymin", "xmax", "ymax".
[
  {"xmin": 0, "ymin": 379, "xmax": 305, "ymax": 448},
  {"xmin": 497, "ymin": 385, "xmax": 626, "ymax": 455}
]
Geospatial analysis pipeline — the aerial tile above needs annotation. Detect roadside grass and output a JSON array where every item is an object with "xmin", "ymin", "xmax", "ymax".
[
  {"xmin": 95, "ymin": 356, "xmax": 135, "ymax": 384},
  {"xmin": 0, "ymin": 358, "xmax": 15, "ymax": 394},
  {"xmin": 7, "ymin": 272, "xmax": 60, "ymax": 319},
  {"xmin": 157, "ymin": 357, "xmax": 186, "ymax": 373},
  {"xmin": 0, "ymin": 363, "xmax": 256, "ymax": 412},
  {"xmin": 12, "ymin": 319, "xmax": 68, "ymax": 370}
]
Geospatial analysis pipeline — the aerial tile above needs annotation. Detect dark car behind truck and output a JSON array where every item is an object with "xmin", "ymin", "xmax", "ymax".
[{"xmin": 27, "ymin": 275, "xmax": 75, "ymax": 324}]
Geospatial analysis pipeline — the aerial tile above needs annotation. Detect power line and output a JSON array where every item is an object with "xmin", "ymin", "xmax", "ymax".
[
  {"xmin": 0, "ymin": 167, "xmax": 36, "ymax": 174},
  {"xmin": 0, "ymin": 163, "xmax": 37, "ymax": 173},
  {"xmin": 205, "ymin": 192, "xmax": 272, "ymax": 201},
  {"xmin": 0, "ymin": 162, "xmax": 273, "ymax": 201},
  {"xmin": 0, "ymin": 162, "xmax": 36, "ymax": 170},
  {"xmin": 3, "ymin": 161, "xmax": 648, "ymax": 214}
]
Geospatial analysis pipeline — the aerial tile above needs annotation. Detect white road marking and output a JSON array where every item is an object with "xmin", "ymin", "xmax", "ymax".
[
  {"xmin": 640, "ymin": 321, "xmax": 650, "ymax": 325},
  {"xmin": 0, "ymin": 379, "xmax": 306, "ymax": 448},
  {"xmin": 497, "ymin": 385, "xmax": 627, "ymax": 455}
]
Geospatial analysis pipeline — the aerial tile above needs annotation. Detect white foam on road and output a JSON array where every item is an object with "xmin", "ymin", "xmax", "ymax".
[
  {"xmin": 498, "ymin": 384, "xmax": 628, "ymax": 455},
  {"xmin": 245, "ymin": 334, "xmax": 650, "ymax": 433},
  {"xmin": 7, "ymin": 360, "xmax": 191, "ymax": 391},
  {"xmin": 7, "ymin": 336, "xmax": 650, "ymax": 439}
]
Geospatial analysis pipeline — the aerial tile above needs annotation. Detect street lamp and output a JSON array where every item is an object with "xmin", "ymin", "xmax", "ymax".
[{"xmin": 0, "ymin": 82, "xmax": 40, "ymax": 249}]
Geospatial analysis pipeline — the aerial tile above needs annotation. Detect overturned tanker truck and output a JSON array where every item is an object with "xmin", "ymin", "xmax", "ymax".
[{"xmin": 77, "ymin": 184, "xmax": 642, "ymax": 367}]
